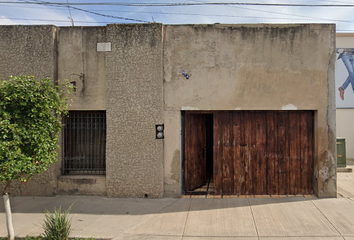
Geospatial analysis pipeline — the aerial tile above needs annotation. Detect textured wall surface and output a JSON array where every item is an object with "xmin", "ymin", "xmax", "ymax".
[
  {"xmin": 58, "ymin": 27, "xmax": 107, "ymax": 111},
  {"xmin": 0, "ymin": 24, "xmax": 336, "ymax": 198},
  {"xmin": 163, "ymin": 24, "xmax": 336, "ymax": 197},
  {"xmin": 0, "ymin": 25, "xmax": 58, "ymax": 196},
  {"xmin": 105, "ymin": 24, "xmax": 164, "ymax": 198},
  {"xmin": 0, "ymin": 25, "xmax": 57, "ymax": 80},
  {"xmin": 57, "ymin": 27, "xmax": 108, "ymax": 195}
]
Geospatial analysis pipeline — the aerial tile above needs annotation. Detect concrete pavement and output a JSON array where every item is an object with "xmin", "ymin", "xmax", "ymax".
[{"xmin": 1, "ymin": 167, "xmax": 354, "ymax": 240}]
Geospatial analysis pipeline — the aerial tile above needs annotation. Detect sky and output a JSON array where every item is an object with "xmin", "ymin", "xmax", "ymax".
[{"xmin": 0, "ymin": 0, "xmax": 354, "ymax": 32}]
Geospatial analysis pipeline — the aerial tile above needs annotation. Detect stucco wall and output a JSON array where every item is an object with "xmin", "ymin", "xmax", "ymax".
[
  {"xmin": 163, "ymin": 24, "xmax": 336, "ymax": 197},
  {"xmin": 57, "ymin": 27, "xmax": 107, "ymax": 111},
  {"xmin": 0, "ymin": 24, "xmax": 336, "ymax": 198},
  {"xmin": 0, "ymin": 25, "xmax": 58, "ymax": 196},
  {"xmin": 105, "ymin": 24, "xmax": 164, "ymax": 198},
  {"xmin": 57, "ymin": 27, "xmax": 108, "ymax": 195}
]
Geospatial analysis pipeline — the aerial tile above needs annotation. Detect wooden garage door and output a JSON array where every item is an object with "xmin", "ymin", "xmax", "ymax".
[{"xmin": 214, "ymin": 111, "xmax": 313, "ymax": 195}]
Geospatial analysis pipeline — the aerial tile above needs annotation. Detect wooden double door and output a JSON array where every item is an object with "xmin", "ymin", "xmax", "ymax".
[{"xmin": 184, "ymin": 111, "xmax": 314, "ymax": 195}]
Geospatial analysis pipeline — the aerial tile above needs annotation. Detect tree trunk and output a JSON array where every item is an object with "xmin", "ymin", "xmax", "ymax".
[{"xmin": 3, "ymin": 181, "xmax": 14, "ymax": 240}]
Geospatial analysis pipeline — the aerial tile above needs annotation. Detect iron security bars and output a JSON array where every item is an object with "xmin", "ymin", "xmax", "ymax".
[{"xmin": 63, "ymin": 111, "xmax": 106, "ymax": 175}]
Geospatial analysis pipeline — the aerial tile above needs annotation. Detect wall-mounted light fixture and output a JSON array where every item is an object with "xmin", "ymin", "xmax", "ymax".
[{"xmin": 156, "ymin": 124, "xmax": 164, "ymax": 139}]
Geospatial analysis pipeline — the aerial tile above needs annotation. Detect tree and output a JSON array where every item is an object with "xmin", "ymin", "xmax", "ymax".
[{"xmin": 0, "ymin": 75, "xmax": 73, "ymax": 240}]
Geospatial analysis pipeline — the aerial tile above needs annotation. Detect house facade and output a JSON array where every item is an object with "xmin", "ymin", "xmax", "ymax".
[{"xmin": 0, "ymin": 23, "xmax": 336, "ymax": 198}]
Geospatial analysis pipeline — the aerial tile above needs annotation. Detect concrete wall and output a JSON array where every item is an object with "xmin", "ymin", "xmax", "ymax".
[
  {"xmin": 56, "ymin": 27, "xmax": 108, "ymax": 195},
  {"xmin": 57, "ymin": 27, "xmax": 107, "ymax": 111},
  {"xmin": 0, "ymin": 25, "xmax": 58, "ymax": 196},
  {"xmin": 336, "ymin": 33, "xmax": 354, "ymax": 159},
  {"xmin": 0, "ymin": 24, "xmax": 336, "ymax": 198},
  {"xmin": 163, "ymin": 24, "xmax": 336, "ymax": 197},
  {"xmin": 105, "ymin": 24, "xmax": 164, "ymax": 198}
]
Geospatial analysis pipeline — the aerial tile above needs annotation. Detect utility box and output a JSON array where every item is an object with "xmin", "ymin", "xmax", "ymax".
[{"xmin": 337, "ymin": 137, "xmax": 346, "ymax": 167}]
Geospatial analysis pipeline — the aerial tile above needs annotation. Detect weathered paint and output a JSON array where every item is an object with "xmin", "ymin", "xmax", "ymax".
[
  {"xmin": 0, "ymin": 23, "xmax": 336, "ymax": 198},
  {"xmin": 282, "ymin": 104, "xmax": 298, "ymax": 110},
  {"xmin": 163, "ymin": 24, "xmax": 336, "ymax": 197}
]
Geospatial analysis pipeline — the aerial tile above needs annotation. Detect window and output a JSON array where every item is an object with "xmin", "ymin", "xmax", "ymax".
[{"xmin": 62, "ymin": 111, "xmax": 106, "ymax": 175}]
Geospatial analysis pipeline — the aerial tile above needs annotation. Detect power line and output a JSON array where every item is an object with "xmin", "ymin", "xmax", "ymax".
[
  {"xmin": 66, "ymin": 0, "xmax": 74, "ymax": 26},
  {"xmin": 2, "ymin": 2, "xmax": 354, "ymax": 24},
  {"xmin": 3, "ymin": 16, "xmax": 353, "ymax": 28},
  {"xmin": 3, "ymin": 6, "xmax": 352, "ymax": 23},
  {"xmin": 6, "ymin": 0, "xmax": 150, "ymax": 23},
  {"xmin": 68, "ymin": 5, "xmax": 149, "ymax": 23},
  {"xmin": 2, "ymin": 1, "xmax": 354, "ymax": 7},
  {"xmin": 0, "ymin": 17, "xmax": 118, "ymax": 23},
  {"xmin": 66, "ymin": 9, "xmax": 354, "ymax": 23},
  {"xmin": 190, "ymin": 0, "xmax": 353, "ymax": 26}
]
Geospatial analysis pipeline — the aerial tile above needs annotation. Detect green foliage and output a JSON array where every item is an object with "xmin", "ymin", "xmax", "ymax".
[
  {"xmin": 41, "ymin": 206, "xmax": 72, "ymax": 240},
  {"xmin": 0, "ymin": 75, "xmax": 73, "ymax": 183}
]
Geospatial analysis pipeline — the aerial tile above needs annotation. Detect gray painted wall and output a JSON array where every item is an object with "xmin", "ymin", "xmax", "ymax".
[
  {"xmin": 163, "ymin": 24, "xmax": 336, "ymax": 197},
  {"xmin": 57, "ymin": 27, "xmax": 107, "ymax": 111}
]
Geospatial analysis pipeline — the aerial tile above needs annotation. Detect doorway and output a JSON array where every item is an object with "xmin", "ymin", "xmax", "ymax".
[{"xmin": 183, "ymin": 113, "xmax": 214, "ymax": 194}]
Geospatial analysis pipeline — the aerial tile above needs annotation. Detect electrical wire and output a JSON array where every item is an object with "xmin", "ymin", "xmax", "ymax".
[
  {"xmin": 1, "ymin": 1, "xmax": 354, "ymax": 7},
  {"xmin": 190, "ymin": 0, "xmax": 354, "ymax": 26},
  {"xmin": 66, "ymin": 0, "xmax": 74, "ymax": 26},
  {"xmin": 2, "ymin": 2, "xmax": 354, "ymax": 24},
  {"xmin": 1, "ymin": 0, "xmax": 354, "ymax": 31},
  {"xmin": 68, "ymin": 5, "xmax": 149, "ymax": 23},
  {"xmin": 7, "ymin": 0, "xmax": 150, "ymax": 23},
  {"xmin": 0, "ymin": 17, "xmax": 117, "ymax": 23}
]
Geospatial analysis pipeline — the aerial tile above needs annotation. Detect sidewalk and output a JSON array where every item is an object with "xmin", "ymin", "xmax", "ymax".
[{"xmin": 1, "ymin": 168, "xmax": 354, "ymax": 240}]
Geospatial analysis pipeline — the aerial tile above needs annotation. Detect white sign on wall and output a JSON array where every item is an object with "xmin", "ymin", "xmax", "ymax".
[{"xmin": 336, "ymin": 48, "xmax": 354, "ymax": 108}]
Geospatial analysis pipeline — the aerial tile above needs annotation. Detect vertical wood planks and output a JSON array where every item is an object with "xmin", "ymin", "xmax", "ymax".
[
  {"xmin": 187, "ymin": 111, "xmax": 314, "ymax": 195},
  {"xmin": 240, "ymin": 112, "xmax": 248, "ymax": 195},
  {"xmin": 277, "ymin": 112, "xmax": 287, "ymax": 195},
  {"xmin": 289, "ymin": 112, "xmax": 299, "ymax": 195},
  {"xmin": 222, "ymin": 112, "xmax": 234, "ymax": 195},
  {"xmin": 213, "ymin": 112, "xmax": 223, "ymax": 195},
  {"xmin": 256, "ymin": 112, "xmax": 267, "ymax": 194},
  {"xmin": 233, "ymin": 112, "xmax": 242, "ymax": 195},
  {"xmin": 300, "ymin": 112, "xmax": 308, "ymax": 194},
  {"xmin": 266, "ymin": 111, "xmax": 277, "ymax": 195},
  {"xmin": 184, "ymin": 113, "xmax": 207, "ymax": 191},
  {"xmin": 244, "ymin": 112, "xmax": 251, "ymax": 195},
  {"xmin": 307, "ymin": 112, "xmax": 314, "ymax": 194}
]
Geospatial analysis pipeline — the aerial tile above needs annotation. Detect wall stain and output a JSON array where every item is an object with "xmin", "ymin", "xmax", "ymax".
[{"xmin": 170, "ymin": 149, "xmax": 181, "ymax": 182}]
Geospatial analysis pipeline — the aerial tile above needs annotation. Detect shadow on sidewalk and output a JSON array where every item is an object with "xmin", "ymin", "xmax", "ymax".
[{"xmin": 0, "ymin": 195, "xmax": 314, "ymax": 216}]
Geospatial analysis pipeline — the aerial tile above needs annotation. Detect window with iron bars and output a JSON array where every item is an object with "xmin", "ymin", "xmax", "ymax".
[{"xmin": 62, "ymin": 111, "xmax": 106, "ymax": 175}]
